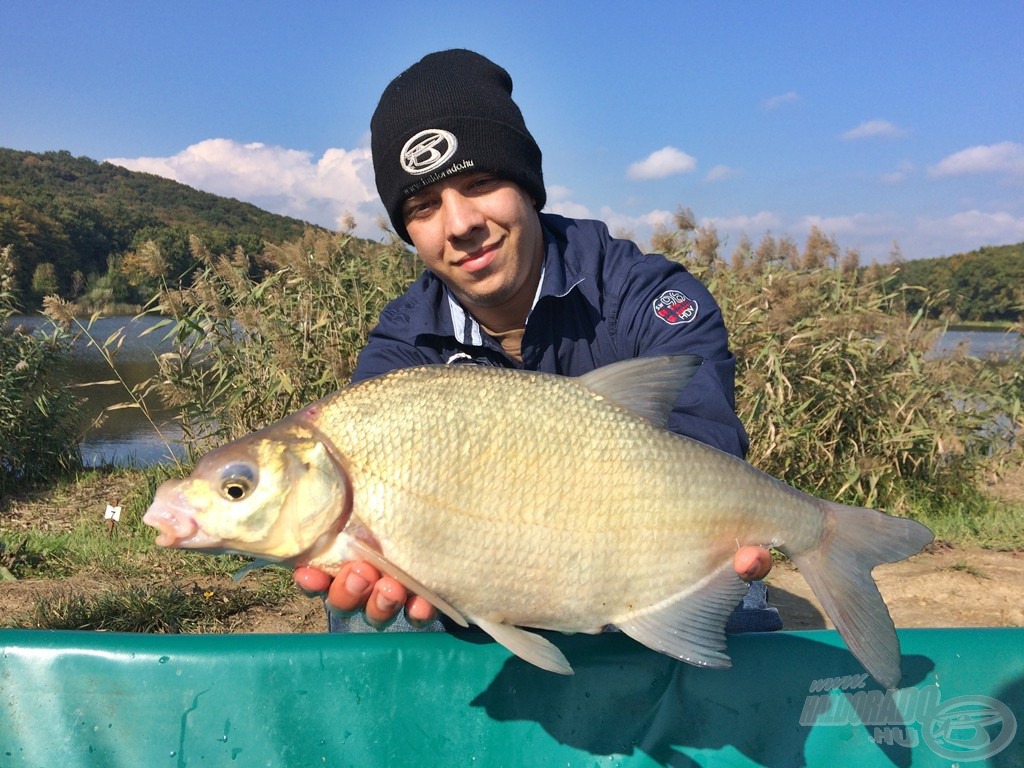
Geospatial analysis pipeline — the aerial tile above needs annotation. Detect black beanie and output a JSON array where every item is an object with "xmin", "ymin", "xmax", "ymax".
[{"xmin": 371, "ymin": 49, "xmax": 545, "ymax": 243}]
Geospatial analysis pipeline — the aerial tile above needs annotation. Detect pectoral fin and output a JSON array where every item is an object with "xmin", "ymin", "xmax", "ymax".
[
  {"xmin": 474, "ymin": 617, "xmax": 574, "ymax": 675},
  {"xmin": 348, "ymin": 539, "xmax": 469, "ymax": 628},
  {"xmin": 617, "ymin": 562, "xmax": 749, "ymax": 669},
  {"xmin": 231, "ymin": 559, "xmax": 276, "ymax": 582}
]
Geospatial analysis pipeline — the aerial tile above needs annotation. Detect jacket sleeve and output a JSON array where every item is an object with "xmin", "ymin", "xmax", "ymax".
[
  {"xmin": 612, "ymin": 254, "xmax": 750, "ymax": 459},
  {"xmin": 349, "ymin": 296, "xmax": 446, "ymax": 384},
  {"xmin": 350, "ymin": 332, "xmax": 439, "ymax": 384}
]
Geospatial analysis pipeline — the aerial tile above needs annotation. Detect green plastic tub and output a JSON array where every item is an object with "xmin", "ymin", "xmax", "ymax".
[{"xmin": 2, "ymin": 628, "xmax": 1021, "ymax": 766}]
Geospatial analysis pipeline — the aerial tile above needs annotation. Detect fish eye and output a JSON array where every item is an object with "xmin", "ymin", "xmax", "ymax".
[{"xmin": 220, "ymin": 463, "xmax": 257, "ymax": 501}]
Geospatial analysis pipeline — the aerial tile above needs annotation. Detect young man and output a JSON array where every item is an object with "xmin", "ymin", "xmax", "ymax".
[{"xmin": 294, "ymin": 49, "xmax": 779, "ymax": 633}]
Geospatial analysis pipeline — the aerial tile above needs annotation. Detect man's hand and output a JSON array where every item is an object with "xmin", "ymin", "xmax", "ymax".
[
  {"xmin": 734, "ymin": 545, "xmax": 773, "ymax": 582},
  {"xmin": 294, "ymin": 562, "xmax": 438, "ymax": 629}
]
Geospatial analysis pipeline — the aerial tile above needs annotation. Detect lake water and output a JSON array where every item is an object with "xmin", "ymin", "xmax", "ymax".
[
  {"xmin": 929, "ymin": 328, "xmax": 1024, "ymax": 359},
  {"xmin": 5, "ymin": 314, "xmax": 185, "ymax": 467},
  {"xmin": 4, "ymin": 316, "xmax": 1022, "ymax": 468}
]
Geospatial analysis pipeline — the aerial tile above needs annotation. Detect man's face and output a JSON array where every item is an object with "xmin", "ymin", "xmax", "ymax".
[{"xmin": 402, "ymin": 173, "xmax": 543, "ymax": 324}]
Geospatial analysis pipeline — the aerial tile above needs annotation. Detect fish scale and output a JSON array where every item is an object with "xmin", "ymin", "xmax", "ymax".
[
  {"xmin": 144, "ymin": 355, "xmax": 933, "ymax": 686},
  {"xmin": 323, "ymin": 367, "xmax": 740, "ymax": 616}
]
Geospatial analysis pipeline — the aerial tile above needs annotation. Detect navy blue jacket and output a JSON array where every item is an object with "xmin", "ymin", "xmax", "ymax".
[{"xmin": 352, "ymin": 213, "xmax": 749, "ymax": 459}]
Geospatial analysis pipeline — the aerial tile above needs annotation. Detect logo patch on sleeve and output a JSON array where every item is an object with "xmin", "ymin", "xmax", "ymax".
[{"xmin": 653, "ymin": 290, "xmax": 699, "ymax": 325}]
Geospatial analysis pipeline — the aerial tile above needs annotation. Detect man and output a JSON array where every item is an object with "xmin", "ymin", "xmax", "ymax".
[{"xmin": 294, "ymin": 49, "xmax": 779, "ymax": 633}]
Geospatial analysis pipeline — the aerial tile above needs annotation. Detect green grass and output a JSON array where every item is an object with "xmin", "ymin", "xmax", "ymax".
[
  {"xmin": 912, "ymin": 497, "xmax": 1024, "ymax": 550},
  {"xmin": 4, "ymin": 465, "xmax": 175, "ymax": 578},
  {"xmin": 0, "ymin": 464, "xmax": 300, "ymax": 632}
]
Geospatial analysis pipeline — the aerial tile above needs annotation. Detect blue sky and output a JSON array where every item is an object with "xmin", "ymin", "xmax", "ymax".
[{"xmin": 2, "ymin": 1, "xmax": 1022, "ymax": 263}]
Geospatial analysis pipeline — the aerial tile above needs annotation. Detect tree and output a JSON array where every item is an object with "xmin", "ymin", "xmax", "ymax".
[{"xmin": 31, "ymin": 262, "xmax": 58, "ymax": 298}]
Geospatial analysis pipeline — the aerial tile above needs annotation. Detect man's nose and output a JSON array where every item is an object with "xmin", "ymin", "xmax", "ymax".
[{"xmin": 441, "ymin": 189, "xmax": 485, "ymax": 240}]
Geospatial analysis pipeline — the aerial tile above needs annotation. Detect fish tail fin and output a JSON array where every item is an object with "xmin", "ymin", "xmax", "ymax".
[{"xmin": 786, "ymin": 502, "xmax": 933, "ymax": 689}]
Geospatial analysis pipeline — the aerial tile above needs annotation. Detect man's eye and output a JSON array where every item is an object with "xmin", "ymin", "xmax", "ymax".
[
  {"xmin": 404, "ymin": 200, "xmax": 434, "ymax": 220},
  {"xmin": 469, "ymin": 176, "xmax": 499, "ymax": 192}
]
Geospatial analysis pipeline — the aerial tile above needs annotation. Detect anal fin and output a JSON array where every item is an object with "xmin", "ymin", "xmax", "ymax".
[
  {"xmin": 617, "ymin": 562, "xmax": 749, "ymax": 668},
  {"xmin": 474, "ymin": 617, "xmax": 574, "ymax": 675}
]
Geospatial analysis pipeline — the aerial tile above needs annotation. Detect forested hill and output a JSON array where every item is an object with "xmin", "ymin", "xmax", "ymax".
[
  {"xmin": 0, "ymin": 147, "xmax": 319, "ymax": 308},
  {"xmin": 893, "ymin": 242, "xmax": 1024, "ymax": 323}
]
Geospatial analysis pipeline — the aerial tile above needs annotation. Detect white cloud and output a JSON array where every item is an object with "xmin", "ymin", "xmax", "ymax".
[
  {"xmin": 107, "ymin": 138, "xmax": 382, "ymax": 236},
  {"xmin": 706, "ymin": 211, "xmax": 784, "ymax": 234},
  {"xmin": 800, "ymin": 212, "xmax": 902, "ymax": 239},
  {"xmin": 626, "ymin": 147, "xmax": 697, "ymax": 180},
  {"xmin": 928, "ymin": 141, "xmax": 1024, "ymax": 179},
  {"xmin": 704, "ymin": 164, "xmax": 739, "ymax": 183},
  {"xmin": 841, "ymin": 119, "xmax": 909, "ymax": 141},
  {"xmin": 589, "ymin": 207, "xmax": 676, "ymax": 241},
  {"xmin": 545, "ymin": 185, "xmax": 593, "ymax": 219},
  {"xmin": 879, "ymin": 161, "xmax": 915, "ymax": 186},
  {"xmin": 588, "ymin": 203, "xmax": 1022, "ymax": 265},
  {"xmin": 763, "ymin": 91, "xmax": 800, "ymax": 110},
  {"xmin": 916, "ymin": 209, "xmax": 1024, "ymax": 244}
]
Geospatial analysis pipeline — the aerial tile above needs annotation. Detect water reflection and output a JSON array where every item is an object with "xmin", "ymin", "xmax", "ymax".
[
  {"xmin": 6, "ymin": 314, "xmax": 185, "ymax": 467},
  {"xmin": 929, "ymin": 329, "xmax": 1023, "ymax": 360}
]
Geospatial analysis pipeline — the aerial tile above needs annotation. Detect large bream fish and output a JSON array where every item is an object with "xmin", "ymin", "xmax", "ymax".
[{"xmin": 144, "ymin": 355, "xmax": 932, "ymax": 688}]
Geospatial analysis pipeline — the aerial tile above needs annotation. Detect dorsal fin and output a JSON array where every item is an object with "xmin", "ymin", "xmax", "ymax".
[{"xmin": 578, "ymin": 355, "xmax": 703, "ymax": 429}]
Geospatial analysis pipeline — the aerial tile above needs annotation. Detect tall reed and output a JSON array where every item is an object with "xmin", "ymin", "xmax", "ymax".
[
  {"xmin": 0, "ymin": 246, "xmax": 84, "ymax": 493},
  {"xmin": 663, "ymin": 226, "xmax": 1023, "ymax": 514},
  {"xmin": 150, "ymin": 229, "xmax": 419, "ymax": 456}
]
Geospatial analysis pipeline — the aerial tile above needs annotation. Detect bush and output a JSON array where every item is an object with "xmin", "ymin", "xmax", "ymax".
[{"xmin": 0, "ymin": 246, "xmax": 84, "ymax": 493}]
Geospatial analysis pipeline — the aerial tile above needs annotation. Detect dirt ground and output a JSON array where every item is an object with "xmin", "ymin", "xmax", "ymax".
[
  {"xmin": 1, "ymin": 468, "xmax": 1023, "ymax": 635},
  {"xmin": 767, "ymin": 545, "xmax": 1024, "ymax": 630}
]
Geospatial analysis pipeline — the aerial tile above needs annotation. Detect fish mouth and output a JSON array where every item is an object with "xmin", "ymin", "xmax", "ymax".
[{"xmin": 142, "ymin": 481, "xmax": 225, "ymax": 550}]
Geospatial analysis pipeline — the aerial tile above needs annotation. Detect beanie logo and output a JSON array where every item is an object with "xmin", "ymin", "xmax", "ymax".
[{"xmin": 401, "ymin": 129, "xmax": 458, "ymax": 175}]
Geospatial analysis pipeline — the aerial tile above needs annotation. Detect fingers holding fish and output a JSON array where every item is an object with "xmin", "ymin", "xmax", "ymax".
[
  {"xmin": 404, "ymin": 594, "xmax": 440, "ymax": 629},
  {"xmin": 293, "ymin": 565, "xmax": 332, "ymax": 596},
  {"xmin": 364, "ymin": 574, "xmax": 407, "ymax": 629},
  {"xmin": 734, "ymin": 546, "xmax": 772, "ymax": 581},
  {"xmin": 325, "ymin": 561, "xmax": 380, "ymax": 616},
  {"xmin": 317, "ymin": 560, "xmax": 439, "ymax": 630},
  {"xmin": 363, "ymin": 579, "xmax": 437, "ymax": 629}
]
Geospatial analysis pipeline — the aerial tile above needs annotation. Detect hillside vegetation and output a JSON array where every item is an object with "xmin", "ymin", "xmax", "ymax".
[
  {"xmin": 3, "ymin": 147, "xmax": 1022, "ymax": 323},
  {"xmin": 893, "ymin": 242, "xmax": 1024, "ymax": 323},
  {"xmin": 0, "ymin": 147, "xmax": 317, "ymax": 310}
]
